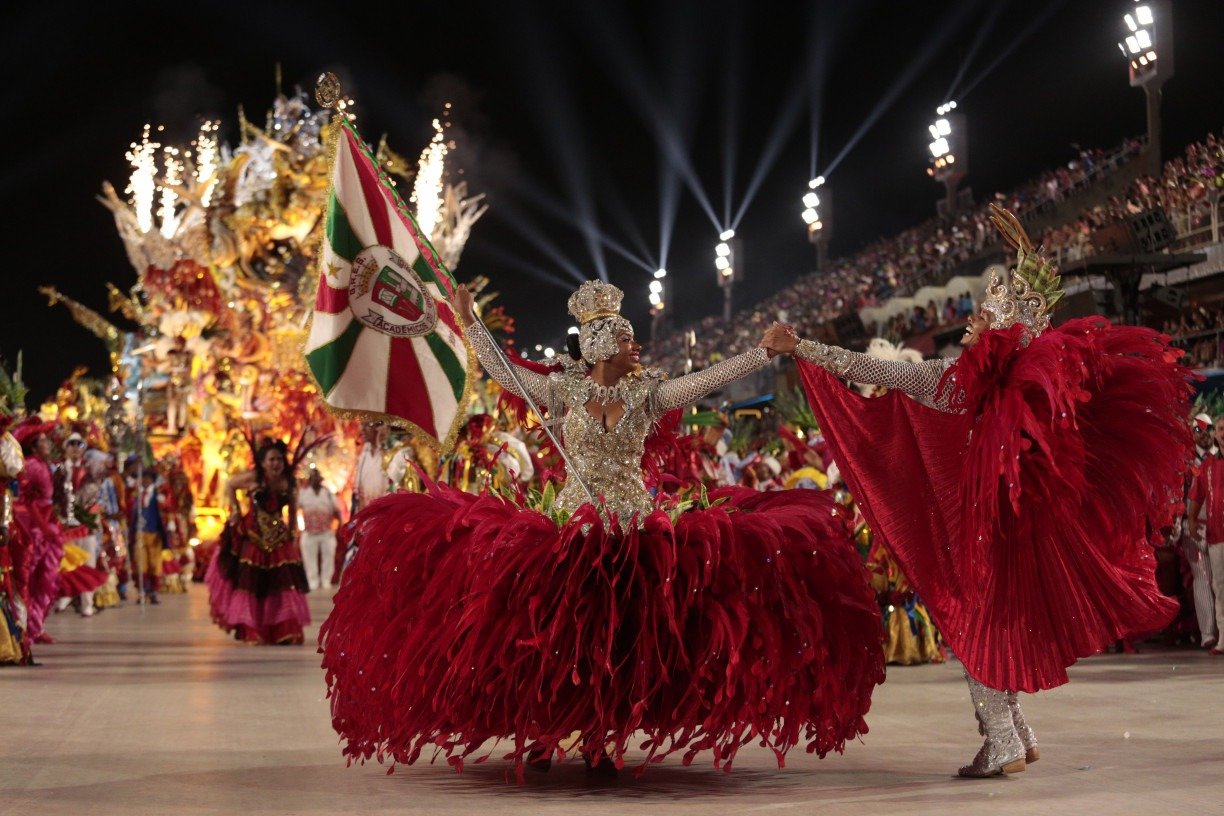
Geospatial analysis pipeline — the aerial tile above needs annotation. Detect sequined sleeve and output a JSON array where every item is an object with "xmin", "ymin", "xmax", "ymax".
[
  {"xmin": 465, "ymin": 320, "xmax": 552, "ymax": 406},
  {"xmin": 796, "ymin": 339, "xmax": 955, "ymax": 408},
  {"xmin": 651, "ymin": 347, "xmax": 770, "ymax": 414}
]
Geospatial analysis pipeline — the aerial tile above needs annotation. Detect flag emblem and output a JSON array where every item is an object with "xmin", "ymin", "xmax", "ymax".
[{"xmin": 349, "ymin": 246, "xmax": 438, "ymax": 337}]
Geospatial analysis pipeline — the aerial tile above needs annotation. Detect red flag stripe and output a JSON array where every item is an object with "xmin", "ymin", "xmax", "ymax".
[
  {"xmin": 315, "ymin": 273, "xmax": 349, "ymax": 314},
  {"xmin": 386, "ymin": 337, "xmax": 438, "ymax": 438},
  {"xmin": 347, "ymin": 130, "xmax": 394, "ymax": 247},
  {"xmin": 435, "ymin": 300, "xmax": 462, "ymax": 338}
]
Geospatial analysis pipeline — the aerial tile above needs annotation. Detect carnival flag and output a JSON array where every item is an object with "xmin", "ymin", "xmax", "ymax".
[{"xmin": 305, "ymin": 119, "xmax": 471, "ymax": 449}]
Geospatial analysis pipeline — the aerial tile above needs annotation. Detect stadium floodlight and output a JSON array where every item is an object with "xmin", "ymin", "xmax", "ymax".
[
  {"xmin": 648, "ymin": 272, "xmax": 670, "ymax": 337},
  {"xmin": 926, "ymin": 104, "xmax": 968, "ymax": 214},
  {"xmin": 714, "ymin": 230, "xmax": 740, "ymax": 319},
  {"xmin": 1117, "ymin": 0, "xmax": 1173, "ymax": 171},
  {"xmin": 801, "ymin": 181, "xmax": 831, "ymax": 269}
]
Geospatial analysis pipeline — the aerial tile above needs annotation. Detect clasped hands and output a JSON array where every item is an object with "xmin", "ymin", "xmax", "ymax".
[{"xmin": 759, "ymin": 322, "xmax": 799, "ymax": 358}]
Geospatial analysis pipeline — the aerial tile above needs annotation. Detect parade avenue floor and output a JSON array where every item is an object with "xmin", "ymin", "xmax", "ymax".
[{"xmin": 2, "ymin": 588, "xmax": 1221, "ymax": 816}]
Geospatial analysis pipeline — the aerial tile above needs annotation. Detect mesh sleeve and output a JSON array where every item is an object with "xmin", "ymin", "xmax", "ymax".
[
  {"xmin": 652, "ymin": 348, "xmax": 770, "ymax": 414},
  {"xmin": 796, "ymin": 339, "xmax": 952, "ymax": 401},
  {"xmin": 466, "ymin": 320, "xmax": 551, "ymax": 405}
]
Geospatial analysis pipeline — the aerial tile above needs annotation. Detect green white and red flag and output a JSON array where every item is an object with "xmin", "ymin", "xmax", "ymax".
[{"xmin": 305, "ymin": 119, "xmax": 471, "ymax": 450}]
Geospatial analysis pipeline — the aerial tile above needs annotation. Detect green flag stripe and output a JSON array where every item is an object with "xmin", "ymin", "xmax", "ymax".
[
  {"xmin": 327, "ymin": 194, "xmax": 363, "ymax": 263},
  {"xmin": 412, "ymin": 255, "xmax": 440, "ymax": 286},
  {"xmin": 306, "ymin": 319, "xmax": 364, "ymax": 395},
  {"xmin": 424, "ymin": 333, "xmax": 467, "ymax": 402}
]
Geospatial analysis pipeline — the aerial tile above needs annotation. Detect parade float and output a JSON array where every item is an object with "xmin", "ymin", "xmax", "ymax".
[{"xmin": 42, "ymin": 85, "xmax": 488, "ymax": 543}]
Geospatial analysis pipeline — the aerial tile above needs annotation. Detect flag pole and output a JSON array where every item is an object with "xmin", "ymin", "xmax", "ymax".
[{"xmin": 470, "ymin": 314, "xmax": 595, "ymax": 505}]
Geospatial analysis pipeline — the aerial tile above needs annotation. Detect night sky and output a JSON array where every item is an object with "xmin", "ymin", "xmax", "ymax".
[{"xmin": 4, "ymin": 0, "xmax": 1222, "ymax": 402}]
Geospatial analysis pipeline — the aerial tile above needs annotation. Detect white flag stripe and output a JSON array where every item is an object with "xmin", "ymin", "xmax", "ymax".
[
  {"xmin": 327, "ymin": 328, "xmax": 390, "ymax": 408},
  {"xmin": 432, "ymin": 317, "xmax": 465, "ymax": 352},
  {"xmin": 334, "ymin": 137, "xmax": 380, "ymax": 248},
  {"xmin": 320, "ymin": 246, "xmax": 352, "ymax": 290},
  {"xmin": 305, "ymin": 311, "xmax": 354, "ymax": 353},
  {"xmin": 387, "ymin": 213, "xmax": 423, "ymax": 266},
  {"xmin": 411, "ymin": 335, "xmax": 460, "ymax": 424}
]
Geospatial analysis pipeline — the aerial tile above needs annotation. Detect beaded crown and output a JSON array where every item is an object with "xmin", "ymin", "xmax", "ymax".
[{"xmin": 567, "ymin": 280, "xmax": 625, "ymax": 325}]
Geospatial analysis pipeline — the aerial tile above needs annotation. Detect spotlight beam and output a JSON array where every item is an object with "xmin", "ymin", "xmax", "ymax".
[
  {"xmin": 658, "ymin": 158, "xmax": 682, "ymax": 272},
  {"xmin": 731, "ymin": 81, "xmax": 807, "ymax": 230},
  {"xmin": 720, "ymin": 1, "xmax": 746, "ymax": 229},
  {"xmin": 732, "ymin": 2, "xmax": 851, "ymax": 230},
  {"xmin": 488, "ymin": 204, "xmax": 589, "ymax": 285},
  {"xmin": 809, "ymin": 4, "xmax": 861, "ymax": 191},
  {"xmin": 956, "ymin": 0, "xmax": 1069, "ymax": 102},
  {"xmin": 597, "ymin": 167, "xmax": 659, "ymax": 272},
  {"xmin": 820, "ymin": 1, "xmax": 982, "ymax": 179},
  {"xmin": 470, "ymin": 244, "xmax": 576, "ymax": 291},
  {"xmin": 943, "ymin": 0, "xmax": 1008, "ymax": 103},
  {"xmin": 510, "ymin": 8, "xmax": 609, "ymax": 281},
  {"xmin": 581, "ymin": 2, "xmax": 723, "ymax": 232},
  {"xmin": 506, "ymin": 175, "xmax": 656, "ymax": 274}
]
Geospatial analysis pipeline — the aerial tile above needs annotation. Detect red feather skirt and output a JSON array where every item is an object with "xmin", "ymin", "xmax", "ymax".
[{"xmin": 320, "ymin": 484, "xmax": 884, "ymax": 778}]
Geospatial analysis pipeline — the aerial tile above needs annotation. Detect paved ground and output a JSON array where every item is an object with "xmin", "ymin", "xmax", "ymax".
[{"xmin": 2, "ymin": 587, "xmax": 1222, "ymax": 816}]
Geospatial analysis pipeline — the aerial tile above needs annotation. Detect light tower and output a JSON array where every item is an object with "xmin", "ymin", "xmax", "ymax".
[
  {"xmin": 926, "ymin": 102, "xmax": 968, "ymax": 216},
  {"xmin": 714, "ymin": 229, "xmax": 741, "ymax": 322},
  {"xmin": 1118, "ymin": 0, "xmax": 1173, "ymax": 174},
  {"xmin": 801, "ymin": 176, "xmax": 830, "ymax": 271},
  {"xmin": 648, "ymin": 268, "xmax": 670, "ymax": 341}
]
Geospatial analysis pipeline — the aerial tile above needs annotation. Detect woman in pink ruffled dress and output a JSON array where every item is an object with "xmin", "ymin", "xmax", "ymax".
[{"xmin": 206, "ymin": 439, "xmax": 311, "ymax": 644}]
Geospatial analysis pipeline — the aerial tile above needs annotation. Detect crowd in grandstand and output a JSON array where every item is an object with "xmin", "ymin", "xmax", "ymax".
[
  {"xmin": 649, "ymin": 134, "xmax": 1223, "ymax": 374},
  {"xmin": 1043, "ymin": 133, "xmax": 1223, "ymax": 262}
]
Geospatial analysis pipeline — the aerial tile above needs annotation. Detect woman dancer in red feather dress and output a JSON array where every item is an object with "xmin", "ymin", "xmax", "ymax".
[
  {"xmin": 778, "ymin": 206, "xmax": 1191, "ymax": 777},
  {"xmin": 320, "ymin": 279, "xmax": 885, "ymax": 779}
]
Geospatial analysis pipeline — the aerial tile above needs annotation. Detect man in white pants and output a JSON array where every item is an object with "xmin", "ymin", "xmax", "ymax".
[
  {"xmin": 1184, "ymin": 414, "xmax": 1217, "ymax": 649},
  {"xmin": 1188, "ymin": 415, "xmax": 1224, "ymax": 655},
  {"xmin": 297, "ymin": 467, "xmax": 343, "ymax": 591}
]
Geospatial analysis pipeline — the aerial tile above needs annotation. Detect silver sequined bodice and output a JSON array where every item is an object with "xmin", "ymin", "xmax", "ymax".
[
  {"xmin": 552, "ymin": 373, "xmax": 657, "ymax": 518},
  {"xmin": 467, "ymin": 321, "xmax": 770, "ymax": 520}
]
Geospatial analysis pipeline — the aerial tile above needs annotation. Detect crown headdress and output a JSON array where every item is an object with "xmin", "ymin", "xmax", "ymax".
[
  {"xmin": 980, "ymin": 204, "xmax": 1064, "ymax": 336},
  {"xmin": 567, "ymin": 281, "xmax": 632, "ymax": 364},
  {"xmin": 567, "ymin": 280, "xmax": 625, "ymax": 325}
]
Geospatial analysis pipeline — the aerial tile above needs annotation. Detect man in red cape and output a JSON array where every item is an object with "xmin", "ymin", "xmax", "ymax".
[{"xmin": 774, "ymin": 206, "xmax": 1192, "ymax": 777}]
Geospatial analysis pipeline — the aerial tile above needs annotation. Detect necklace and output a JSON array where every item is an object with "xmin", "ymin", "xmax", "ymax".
[{"xmin": 588, "ymin": 380, "xmax": 630, "ymax": 406}]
